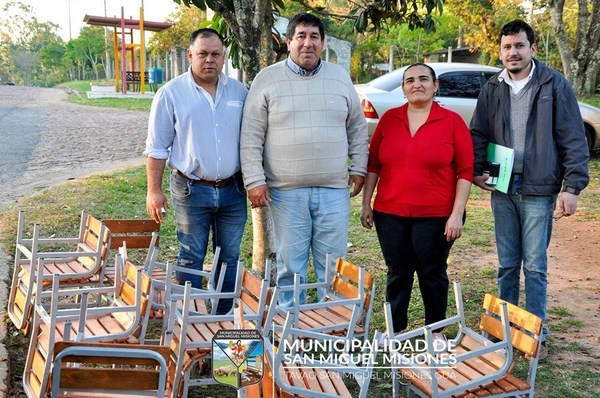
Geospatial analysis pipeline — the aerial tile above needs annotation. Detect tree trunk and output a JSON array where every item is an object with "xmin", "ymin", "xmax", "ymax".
[
  {"xmin": 548, "ymin": 0, "xmax": 600, "ymax": 96},
  {"xmin": 223, "ymin": 0, "xmax": 276, "ymax": 275},
  {"xmin": 250, "ymin": 207, "xmax": 275, "ymax": 275}
]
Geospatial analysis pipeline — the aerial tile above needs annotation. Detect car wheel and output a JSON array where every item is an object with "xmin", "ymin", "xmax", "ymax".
[{"xmin": 585, "ymin": 125, "xmax": 595, "ymax": 151}]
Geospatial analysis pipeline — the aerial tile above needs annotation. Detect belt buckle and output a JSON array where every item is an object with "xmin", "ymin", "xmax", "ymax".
[{"xmin": 214, "ymin": 179, "xmax": 226, "ymax": 188}]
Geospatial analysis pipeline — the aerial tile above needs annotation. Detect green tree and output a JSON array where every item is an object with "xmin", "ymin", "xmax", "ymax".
[
  {"xmin": 349, "ymin": 14, "xmax": 460, "ymax": 83},
  {"xmin": 0, "ymin": 1, "xmax": 66, "ymax": 86},
  {"xmin": 64, "ymin": 41, "xmax": 86, "ymax": 80},
  {"xmin": 148, "ymin": 5, "xmax": 206, "ymax": 56},
  {"xmin": 445, "ymin": 0, "xmax": 524, "ymax": 65},
  {"xmin": 69, "ymin": 27, "xmax": 107, "ymax": 80},
  {"xmin": 36, "ymin": 42, "xmax": 69, "ymax": 87}
]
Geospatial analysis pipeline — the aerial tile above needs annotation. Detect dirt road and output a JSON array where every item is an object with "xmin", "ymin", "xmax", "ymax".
[
  {"xmin": 0, "ymin": 85, "xmax": 149, "ymax": 396},
  {"xmin": 0, "ymin": 85, "xmax": 148, "ymax": 211}
]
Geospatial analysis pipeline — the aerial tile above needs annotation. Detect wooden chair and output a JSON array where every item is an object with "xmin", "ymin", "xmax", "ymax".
[
  {"xmin": 263, "ymin": 310, "xmax": 379, "ymax": 398},
  {"xmin": 384, "ymin": 281, "xmax": 543, "ymax": 398},
  {"xmin": 162, "ymin": 262, "xmax": 269, "ymax": 398},
  {"xmin": 51, "ymin": 341, "xmax": 170, "ymax": 397},
  {"xmin": 8, "ymin": 210, "xmax": 111, "ymax": 334},
  {"xmin": 102, "ymin": 218, "xmax": 160, "ymax": 283},
  {"xmin": 264, "ymin": 257, "xmax": 375, "ymax": 342},
  {"xmin": 139, "ymin": 246, "xmax": 227, "ymax": 344},
  {"xmin": 100, "ymin": 220, "xmax": 160, "ymax": 326},
  {"xmin": 22, "ymin": 247, "xmax": 153, "ymax": 398}
]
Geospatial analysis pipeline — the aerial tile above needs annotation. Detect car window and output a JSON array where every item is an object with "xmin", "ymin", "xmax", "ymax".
[
  {"xmin": 437, "ymin": 72, "xmax": 482, "ymax": 98},
  {"xmin": 482, "ymin": 72, "xmax": 496, "ymax": 83},
  {"xmin": 366, "ymin": 68, "xmax": 406, "ymax": 91}
]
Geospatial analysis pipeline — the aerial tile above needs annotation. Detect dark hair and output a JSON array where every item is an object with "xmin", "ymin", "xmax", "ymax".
[
  {"xmin": 402, "ymin": 62, "xmax": 437, "ymax": 84},
  {"xmin": 499, "ymin": 20, "xmax": 535, "ymax": 45},
  {"xmin": 190, "ymin": 28, "xmax": 225, "ymax": 47},
  {"xmin": 286, "ymin": 13, "xmax": 325, "ymax": 41}
]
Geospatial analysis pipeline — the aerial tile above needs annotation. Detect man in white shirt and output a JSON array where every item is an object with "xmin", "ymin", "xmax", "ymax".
[{"xmin": 145, "ymin": 28, "xmax": 248, "ymax": 314}]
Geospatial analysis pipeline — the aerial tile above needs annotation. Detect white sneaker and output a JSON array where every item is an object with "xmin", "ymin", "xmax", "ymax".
[{"xmin": 432, "ymin": 333, "xmax": 448, "ymax": 353}]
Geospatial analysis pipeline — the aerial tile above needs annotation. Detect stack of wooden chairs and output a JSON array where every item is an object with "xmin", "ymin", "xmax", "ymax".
[{"xmin": 9, "ymin": 210, "xmax": 544, "ymax": 398}]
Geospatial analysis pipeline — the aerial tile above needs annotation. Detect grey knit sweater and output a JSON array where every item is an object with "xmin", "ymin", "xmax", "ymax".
[{"xmin": 240, "ymin": 60, "xmax": 369, "ymax": 191}]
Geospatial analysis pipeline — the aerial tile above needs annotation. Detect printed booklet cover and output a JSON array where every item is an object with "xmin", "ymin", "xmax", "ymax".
[{"xmin": 485, "ymin": 143, "xmax": 514, "ymax": 193}]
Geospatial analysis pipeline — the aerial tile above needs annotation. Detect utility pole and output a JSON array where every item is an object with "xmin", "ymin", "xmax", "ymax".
[
  {"xmin": 67, "ymin": 0, "xmax": 72, "ymax": 40},
  {"xmin": 104, "ymin": 0, "xmax": 112, "ymax": 78}
]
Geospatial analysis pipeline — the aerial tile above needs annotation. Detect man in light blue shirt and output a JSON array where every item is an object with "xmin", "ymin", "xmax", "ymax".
[{"xmin": 145, "ymin": 28, "xmax": 248, "ymax": 314}]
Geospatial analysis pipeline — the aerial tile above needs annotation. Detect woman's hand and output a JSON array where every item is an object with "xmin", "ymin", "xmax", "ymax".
[
  {"xmin": 444, "ymin": 213, "xmax": 464, "ymax": 241},
  {"xmin": 361, "ymin": 205, "xmax": 374, "ymax": 229}
]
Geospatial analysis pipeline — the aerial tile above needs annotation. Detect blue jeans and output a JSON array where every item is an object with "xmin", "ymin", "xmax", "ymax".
[
  {"xmin": 269, "ymin": 187, "xmax": 350, "ymax": 308},
  {"xmin": 491, "ymin": 174, "xmax": 555, "ymax": 332},
  {"xmin": 373, "ymin": 211, "xmax": 454, "ymax": 333},
  {"xmin": 170, "ymin": 172, "xmax": 247, "ymax": 314}
]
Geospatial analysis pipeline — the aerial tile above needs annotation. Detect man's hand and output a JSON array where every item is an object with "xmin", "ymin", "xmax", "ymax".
[
  {"xmin": 556, "ymin": 191, "xmax": 578, "ymax": 217},
  {"xmin": 473, "ymin": 174, "xmax": 496, "ymax": 192},
  {"xmin": 348, "ymin": 175, "xmax": 365, "ymax": 197},
  {"xmin": 146, "ymin": 190, "xmax": 169, "ymax": 223},
  {"xmin": 249, "ymin": 184, "xmax": 271, "ymax": 208}
]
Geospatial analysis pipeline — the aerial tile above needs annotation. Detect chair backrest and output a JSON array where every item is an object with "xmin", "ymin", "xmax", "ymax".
[
  {"xmin": 103, "ymin": 218, "xmax": 161, "ymax": 250},
  {"xmin": 239, "ymin": 269, "xmax": 270, "ymax": 327},
  {"xmin": 116, "ymin": 256, "xmax": 153, "ymax": 319},
  {"xmin": 480, "ymin": 294, "xmax": 543, "ymax": 358},
  {"xmin": 331, "ymin": 258, "xmax": 375, "ymax": 328},
  {"xmin": 51, "ymin": 341, "xmax": 170, "ymax": 397},
  {"xmin": 78, "ymin": 213, "xmax": 111, "ymax": 265}
]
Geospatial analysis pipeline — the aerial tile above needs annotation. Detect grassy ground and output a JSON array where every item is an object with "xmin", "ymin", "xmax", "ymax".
[
  {"xmin": 1, "ymin": 155, "xmax": 598, "ymax": 397},
  {"xmin": 57, "ymin": 80, "xmax": 155, "ymax": 110},
  {"xmin": 2, "ymin": 86, "xmax": 599, "ymax": 397}
]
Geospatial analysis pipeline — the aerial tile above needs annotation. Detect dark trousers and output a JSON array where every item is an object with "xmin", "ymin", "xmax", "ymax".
[{"xmin": 373, "ymin": 211, "xmax": 454, "ymax": 333}]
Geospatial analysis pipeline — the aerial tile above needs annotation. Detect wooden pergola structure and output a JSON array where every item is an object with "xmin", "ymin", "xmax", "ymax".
[{"xmin": 84, "ymin": 8, "xmax": 173, "ymax": 94}]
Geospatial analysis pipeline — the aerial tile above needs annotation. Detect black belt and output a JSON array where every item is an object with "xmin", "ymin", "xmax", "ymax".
[{"xmin": 173, "ymin": 169, "xmax": 237, "ymax": 189}]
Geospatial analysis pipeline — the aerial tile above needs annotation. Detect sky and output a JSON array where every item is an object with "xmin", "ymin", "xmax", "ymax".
[{"xmin": 5, "ymin": 0, "xmax": 180, "ymax": 41}]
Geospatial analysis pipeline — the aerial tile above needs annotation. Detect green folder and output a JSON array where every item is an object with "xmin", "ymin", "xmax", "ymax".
[{"xmin": 486, "ymin": 143, "xmax": 514, "ymax": 193}]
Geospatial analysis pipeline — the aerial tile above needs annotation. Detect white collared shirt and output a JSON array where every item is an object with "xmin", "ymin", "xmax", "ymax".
[
  {"xmin": 145, "ymin": 67, "xmax": 248, "ymax": 181},
  {"xmin": 498, "ymin": 61, "xmax": 536, "ymax": 94}
]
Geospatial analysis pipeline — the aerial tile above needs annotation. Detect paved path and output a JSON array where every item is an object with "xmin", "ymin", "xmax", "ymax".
[{"xmin": 0, "ymin": 85, "xmax": 149, "ymax": 395}]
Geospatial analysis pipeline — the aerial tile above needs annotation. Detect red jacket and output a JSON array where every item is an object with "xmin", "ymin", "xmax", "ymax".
[{"xmin": 368, "ymin": 102, "xmax": 474, "ymax": 217}]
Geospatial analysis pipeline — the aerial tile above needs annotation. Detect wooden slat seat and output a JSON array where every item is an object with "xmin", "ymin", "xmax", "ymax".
[
  {"xmin": 22, "ymin": 247, "xmax": 153, "ymax": 398},
  {"xmin": 265, "ymin": 257, "xmax": 375, "ymax": 342},
  {"xmin": 8, "ymin": 210, "xmax": 111, "ymax": 335},
  {"xmin": 263, "ymin": 309, "xmax": 379, "ymax": 398},
  {"xmin": 384, "ymin": 281, "xmax": 543, "ymax": 398}
]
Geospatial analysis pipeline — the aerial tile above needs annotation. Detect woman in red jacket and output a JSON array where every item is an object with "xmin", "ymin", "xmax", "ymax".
[{"xmin": 361, "ymin": 63, "xmax": 474, "ymax": 339}]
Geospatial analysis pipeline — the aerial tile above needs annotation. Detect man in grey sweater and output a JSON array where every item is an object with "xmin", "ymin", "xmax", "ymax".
[{"xmin": 240, "ymin": 13, "xmax": 368, "ymax": 308}]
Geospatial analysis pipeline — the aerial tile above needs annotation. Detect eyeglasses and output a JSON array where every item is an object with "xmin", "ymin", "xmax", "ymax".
[{"xmin": 196, "ymin": 52, "xmax": 223, "ymax": 59}]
